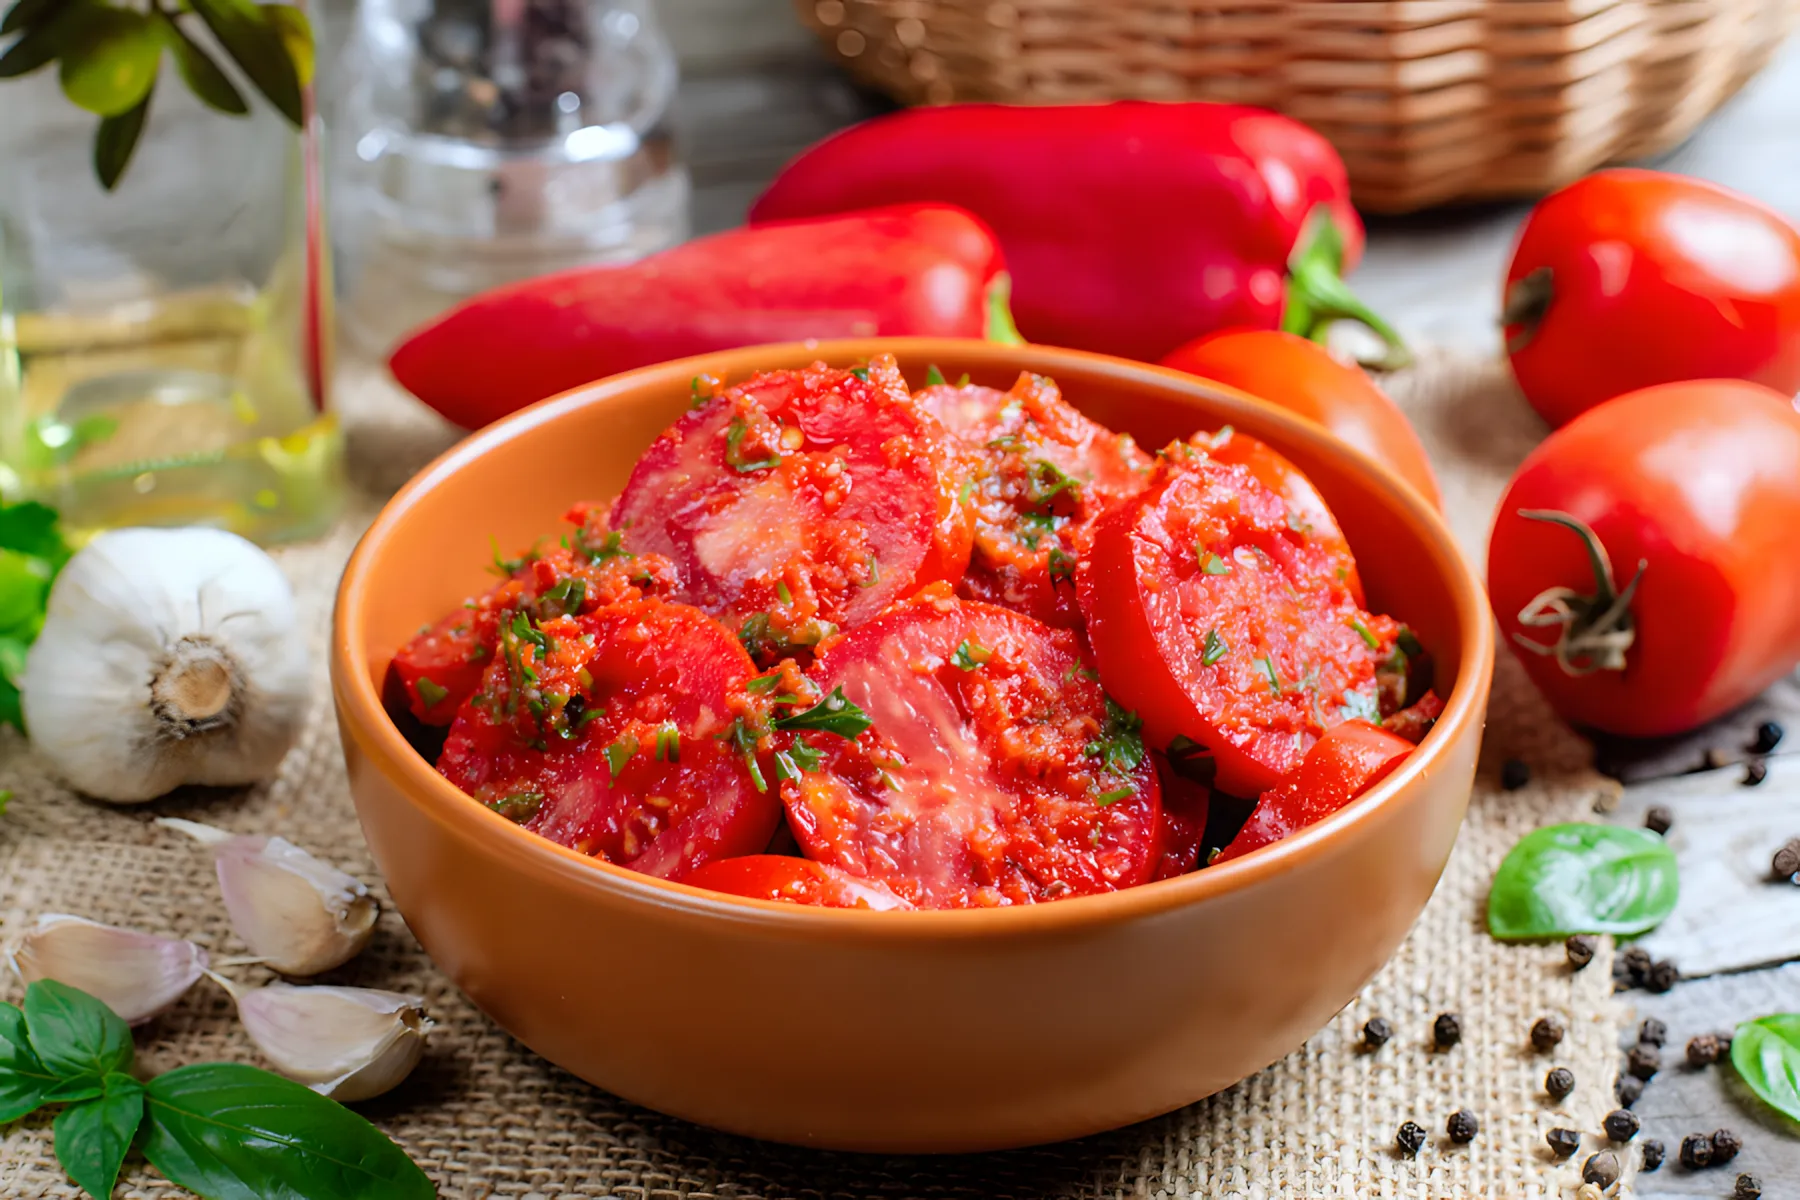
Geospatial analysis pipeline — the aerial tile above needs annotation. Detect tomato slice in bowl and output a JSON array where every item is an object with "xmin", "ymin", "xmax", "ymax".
[
  {"xmin": 611, "ymin": 356, "xmax": 972, "ymax": 661},
  {"xmin": 1150, "ymin": 753, "xmax": 1212, "ymax": 881},
  {"xmin": 1079, "ymin": 444, "xmax": 1399, "ymax": 798},
  {"xmin": 682, "ymin": 856, "xmax": 912, "ymax": 910},
  {"xmin": 436, "ymin": 599, "xmax": 780, "ymax": 879},
  {"xmin": 784, "ymin": 592, "xmax": 1162, "ymax": 908},
  {"xmin": 915, "ymin": 373, "xmax": 1151, "ymax": 626},
  {"xmin": 1199, "ymin": 428, "xmax": 1363, "ymax": 607},
  {"xmin": 1213, "ymin": 720, "xmax": 1414, "ymax": 864}
]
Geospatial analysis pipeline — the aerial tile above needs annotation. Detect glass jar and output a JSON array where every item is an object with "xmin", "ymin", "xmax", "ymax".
[{"xmin": 0, "ymin": 69, "xmax": 341, "ymax": 545}]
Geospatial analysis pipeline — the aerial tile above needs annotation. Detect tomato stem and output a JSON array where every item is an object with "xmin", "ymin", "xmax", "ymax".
[
  {"xmin": 1511, "ymin": 509, "xmax": 1647, "ymax": 676},
  {"xmin": 1280, "ymin": 207, "xmax": 1412, "ymax": 373},
  {"xmin": 1501, "ymin": 267, "xmax": 1553, "ymax": 354}
]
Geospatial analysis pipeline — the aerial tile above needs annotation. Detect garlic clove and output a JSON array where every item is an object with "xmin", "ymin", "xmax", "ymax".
[
  {"xmin": 214, "ymin": 976, "xmax": 431, "ymax": 1102},
  {"xmin": 12, "ymin": 914, "xmax": 208, "ymax": 1025},
  {"xmin": 159, "ymin": 818, "xmax": 379, "ymax": 976}
]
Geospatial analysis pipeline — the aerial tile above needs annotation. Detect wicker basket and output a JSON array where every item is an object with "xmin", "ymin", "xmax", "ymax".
[{"xmin": 795, "ymin": 0, "xmax": 1800, "ymax": 211}]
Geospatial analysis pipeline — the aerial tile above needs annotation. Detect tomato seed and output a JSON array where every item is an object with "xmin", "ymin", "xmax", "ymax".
[
  {"xmin": 1744, "ymin": 758, "xmax": 1769, "ymax": 787},
  {"xmin": 1433, "ymin": 1012, "xmax": 1462, "ymax": 1049},
  {"xmin": 1395, "ymin": 1120, "xmax": 1426, "ymax": 1158},
  {"xmin": 1641, "ymin": 1138, "xmax": 1666, "ymax": 1172},
  {"xmin": 1446, "ymin": 1109, "xmax": 1478, "ymax": 1144},
  {"xmin": 1582, "ymin": 1151, "xmax": 1620, "ymax": 1189},
  {"xmin": 1530, "ymin": 1016, "xmax": 1565, "ymax": 1052},
  {"xmin": 1500, "ymin": 759, "xmax": 1530, "ymax": 790},
  {"xmin": 1688, "ymin": 1033, "xmax": 1722, "ymax": 1067},
  {"xmin": 1362, "ymin": 1017, "xmax": 1393, "ymax": 1050},
  {"xmin": 1546, "ymin": 1067, "xmax": 1576, "ymax": 1100},
  {"xmin": 1546, "ymin": 1128, "xmax": 1581, "ymax": 1158},
  {"xmin": 1644, "ymin": 804, "xmax": 1673, "ymax": 834},
  {"xmin": 1603, "ymin": 1108, "xmax": 1640, "ymax": 1141},
  {"xmin": 1565, "ymin": 934, "xmax": 1597, "ymax": 970},
  {"xmin": 1712, "ymin": 1128, "xmax": 1743, "ymax": 1164},
  {"xmin": 1752, "ymin": 721, "xmax": 1784, "ymax": 754}
]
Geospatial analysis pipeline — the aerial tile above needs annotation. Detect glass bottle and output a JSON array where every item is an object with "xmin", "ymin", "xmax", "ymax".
[{"xmin": 0, "ymin": 68, "xmax": 341, "ymax": 545}]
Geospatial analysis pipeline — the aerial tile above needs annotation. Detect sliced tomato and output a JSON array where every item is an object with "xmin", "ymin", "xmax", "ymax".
[
  {"xmin": 392, "ymin": 503, "xmax": 677, "ymax": 724},
  {"xmin": 1383, "ymin": 690, "xmax": 1443, "ymax": 745},
  {"xmin": 785, "ymin": 592, "xmax": 1162, "ymax": 908},
  {"xmin": 1213, "ymin": 720, "xmax": 1413, "ymax": 863},
  {"xmin": 611, "ymin": 356, "xmax": 972, "ymax": 661},
  {"xmin": 915, "ymin": 372, "xmax": 1151, "ymax": 626},
  {"xmin": 1150, "ymin": 752, "xmax": 1212, "ymax": 881},
  {"xmin": 1198, "ymin": 427, "xmax": 1363, "ymax": 606},
  {"xmin": 436, "ymin": 599, "xmax": 780, "ymax": 879},
  {"xmin": 682, "ymin": 856, "xmax": 912, "ymax": 910},
  {"xmin": 1079, "ymin": 446, "xmax": 1399, "ymax": 798}
]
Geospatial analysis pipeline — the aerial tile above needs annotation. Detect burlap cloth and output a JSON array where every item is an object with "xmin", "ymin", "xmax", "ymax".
[{"xmin": 0, "ymin": 350, "xmax": 1631, "ymax": 1199}]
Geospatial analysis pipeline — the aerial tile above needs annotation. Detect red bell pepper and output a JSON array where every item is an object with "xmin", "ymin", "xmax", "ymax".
[
  {"xmin": 388, "ymin": 204, "xmax": 1018, "ymax": 430},
  {"xmin": 749, "ymin": 103, "xmax": 1406, "ymax": 368}
]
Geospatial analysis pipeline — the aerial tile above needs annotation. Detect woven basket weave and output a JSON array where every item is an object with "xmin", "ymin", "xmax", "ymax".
[{"xmin": 795, "ymin": 0, "xmax": 1800, "ymax": 211}]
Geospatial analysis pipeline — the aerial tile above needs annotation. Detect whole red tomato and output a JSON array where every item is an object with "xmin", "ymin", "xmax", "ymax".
[
  {"xmin": 1161, "ymin": 329, "xmax": 1442, "ymax": 508},
  {"xmin": 1503, "ymin": 170, "xmax": 1800, "ymax": 428},
  {"xmin": 1488, "ymin": 379, "xmax": 1800, "ymax": 737}
]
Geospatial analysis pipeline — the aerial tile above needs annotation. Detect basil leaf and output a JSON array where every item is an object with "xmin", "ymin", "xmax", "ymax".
[
  {"xmin": 157, "ymin": 12, "xmax": 246, "ymax": 114},
  {"xmin": 42, "ymin": 1074, "xmax": 106, "ymax": 1104},
  {"xmin": 1731, "ymin": 1013, "xmax": 1800, "ymax": 1124},
  {"xmin": 23, "ymin": 980, "xmax": 134, "ymax": 1081},
  {"xmin": 0, "ymin": 1002, "xmax": 62, "ymax": 1123},
  {"xmin": 0, "ymin": 548, "xmax": 52, "ymax": 638},
  {"xmin": 53, "ymin": 1072, "xmax": 145, "ymax": 1200},
  {"xmin": 1486, "ymin": 823, "xmax": 1678, "ymax": 939},
  {"xmin": 188, "ymin": 0, "xmax": 299, "ymax": 125},
  {"xmin": 93, "ymin": 80, "xmax": 153, "ymax": 191},
  {"xmin": 58, "ymin": 5, "xmax": 158, "ymax": 115},
  {"xmin": 0, "ymin": 500, "xmax": 73, "ymax": 565},
  {"xmin": 142, "ymin": 1063, "xmax": 434, "ymax": 1200}
]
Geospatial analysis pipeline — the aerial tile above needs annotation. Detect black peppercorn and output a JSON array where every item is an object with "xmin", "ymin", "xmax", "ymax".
[
  {"xmin": 1546, "ymin": 1127, "xmax": 1581, "ymax": 1158},
  {"xmin": 1582, "ymin": 1150, "xmax": 1621, "ymax": 1189},
  {"xmin": 1446, "ymin": 1108, "xmax": 1478, "ymax": 1144},
  {"xmin": 1530, "ymin": 1015, "xmax": 1565, "ymax": 1052},
  {"xmin": 1362, "ymin": 1017, "xmax": 1393, "ymax": 1050},
  {"xmin": 1647, "ymin": 958, "xmax": 1680, "ymax": 993},
  {"xmin": 1546, "ymin": 1066, "xmax": 1576, "ymax": 1099},
  {"xmin": 1752, "ymin": 720, "xmax": 1784, "ymax": 754},
  {"xmin": 1566, "ymin": 933, "xmax": 1598, "ymax": 969},
  {"xmin": 1395, "ymin": 1119, "xmax": 1426, "ymax": 1158},
  {"xmin": 1628, "ymin": 1043, "xmax": 1662, "ymax": 1080},
  {"xmin": 1500, "ymin": 758, "xmax": 1530, "ymax": 790},
  {"xmin": 1641, "ymin": 1138, "xmax": 1665, "ymax": 1172},
  {"xmin": 1688, "ymin": 1033, "xmax": 1722, "ymax": 1067},
  {"xmin": 1615, "ymin": 1073, "xmax": 1643, "ymax": 1107},
  {"xmin": 1639, "ymin": 1017, "xmax": 1668, "ymax": 1046},
  {"xmin": 1736, "ymin": 1172, "xmax": 1763, "ymax": 1200},
  {"xmin": 1620, "ymin": 945, "xmax": 1652, "ymax": 985},
  {"xmin": 1773, "ymin": 838, "xmax": 1800, "ymax": 879},
  {"xmin": 1645, "ymin": 804, "xmax": 1674, "ymax": 834},
  {"xmin": 1434, "ymin": 1012, "xmax": 1462, "ymax": 1049},
  {"xmin": 1745, "ymin": 757, "xmax": 1770, "ymax": 786},
  {"xmin": 1602, "ymin": 1108, "xmax": 1640, "ymax": 1141},
  {"xmin": 1680, "ymin": 1133, "xmax": 1714, "ymax": 1169},
  {"xmin": 1711, "ymin": 1128, "xmax": 1743, "ymax": 1164}
]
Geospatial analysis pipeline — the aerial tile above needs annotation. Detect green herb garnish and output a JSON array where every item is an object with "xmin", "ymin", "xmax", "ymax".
[
  {"xmin": 773, "ymin": 737, "xmax": 824, "ymax": 782},
  {"xmin": 536, "ymin": 575, "xmax": 586, "ymax": 619},
  {"xmin": 575, "ymin": 527, "xmax": 633, "ymax": 565},
  {"xmin": 1348, "ymin": 617, "xmax": 1379, "ymax": 650},
  {"xmin": 1017, "ymin": 510, "xmax": 1057, "ymax": 550},
  {"xmin": 1255, "ymin": 655, "xmax": 1281, "ymax": 694},
  {"xmin": 724, "ymin": 417, "xmax": 781, "ymax": 473},
  {"xmin": 924, "ymin": 364, "xmax": 947, "ymax": 387},
  {"xmin": 776, "ymin": 580, "xmax": 793, "ymax": 605},
  {"xmin": 956, "ymin": 373, "xmax": 971, "ymax": 386},
  {"xmin": 487, "ymin": 791, "xmax": 543, "ymax": 822},
  {"xmin": 1028, "ymin": 459, "xmax": 1080, "ymax": 505},
  {"xmin": 951, "ymin": 640, "xmax": 991, "ymax": 671},
  {"xmin": 1096, "ymin": 786, "xmax": 1134, "ymax": 806},
  {"xmin": 1338, "ymin": 688, "xmax": 1380, "ymax": 724},
  {"xmin": 1397, "ymin": 627, "xmax": 1424, "ymax": 657},
  {"xmin": 1062, "ymin": 661, "xmax": 1099, "ymax": 683},
  {"xmin": 774, "ymin": 687, "xmax": 872, "ymax": 740},
  {"xmin": 1085, "ymin": 698, "xmax": 1146, "ymax": 775},
  {"xmin": 603, "ymin": 736, "xmax": 639, "ymax": 781},
  {"xmin": 653, "ymin": 722, "xmax": 680, "ymax": 762},
  {"xmin": 1047, "ymin": 547, "xmax": 1076, "ymax": 585},
  {"xmin": 849, "ymin": 366, "xmax": 870, "ymax": 381},
  {"xmin": 1200, "ymin": 552, "xmax": 1232, "ymax": 576},
  {"xmin": 1201, "ymin": 629, "xmax": 1228, "ymax": 666},
  {"xmin": 859, "ymin": 555, "xmax": 882, "ymax": 588},
  {"xmin": 414, "ymin": 677, "xmax": 449, "ymax": 709}
]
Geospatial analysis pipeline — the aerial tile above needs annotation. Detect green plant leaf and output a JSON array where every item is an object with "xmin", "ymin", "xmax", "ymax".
[
  {"xmin": 156, "ymin": 12, "xmax": 245, "ymax": 114},
  {"xmin": 142, "ymin": 1063, "xmax": 435, "ymax": 1200},
  {"xmin": 259, "ymin": 2, "xmax": 309, "ymax": 85},
  {"xmin": 0, "ymin": 549, "xmax": 52, "ymax": 638},
  {"xmin": 53, "ymin": 1072, "xmax": 145, "ymax": 1200},
  {"xmin": 0, "ymin": 1002, "xmax": 62, "ymax": 1123},
  {"xmin": 187, "ymin": 0, "xmax": 300, "ymax": 125},
  {"xmin": 58, "ymin": 5, "xmax": 158, "ymax": 115},
  {"xmin": 1, "ymin": 0, "xmax": 57, "ymax": 37},
  {"xmin": 0, "ymin": 499, "xmax": 73, "ymax": 565},
  {"xmin": 42, "ymin": 1074, "xmax": 105, "ymax": 1104},
  {"xmin": 93, "ymin": 77, "xmax": 152, "ymax": 191},
  {"xmin": 0, "ymin": 8, "xmax": 65, "ymax": 76},
  {"xmin": 1486, "ymin": 822, "xmax": 1678, "ymax": 940},
  {"xmin": 23, "ymin": 980, "xmax": 134, "ymax": 1082},
  {"xmin": 1732, "ymin": 1013, "xmax": 1800, "ymax": 1124}
]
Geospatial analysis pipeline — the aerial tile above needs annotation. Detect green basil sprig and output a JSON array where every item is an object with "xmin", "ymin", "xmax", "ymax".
[
  {"xmin": 1732, "ymin": 1014, "xmax": 1800, "ymax": 1125},
  {"xmin": 0, "ymin": 0, "xmax": 315, "ymax": 190},
  {"xmin": 1, "ymin": 979, "xmax": 434, "ymax": 1199},
  {"xmin": 1486, "ymin": 822, "xmax": 1678, "ymax": 940},
  {"xmin": 0, "ymin": 500, "xmax": 73, "ymax": 731}
]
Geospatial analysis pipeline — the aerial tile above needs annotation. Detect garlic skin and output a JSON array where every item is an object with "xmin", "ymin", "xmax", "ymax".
[
  {"xmin": 12, "ymin": 914, "xmax": 208, "ymax": 1025},
  {"xmin": 216, "ymin": 977, "xmax": 431, "ymax": 1101},
  {"xmin": 21, "ymin": 527, "xmax": 310, "ymax": 804},
  {"xmin": 159, "ymin": 818, "xmax": 378, "ymax": 976}
]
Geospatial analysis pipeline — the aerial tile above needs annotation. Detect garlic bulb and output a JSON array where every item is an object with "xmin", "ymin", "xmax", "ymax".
[
  {"xmin": 12, "ymin": 914, "xmax": 208, "ymax": 1025},
  {"xmin": 159, "ymin": 818, "xmax": 378, "ymax": 976},
  {"xmin": 213, "ymin": 976, "xmax": 431, "ymax": 1101},
  {"xmin": 21, "ymin": 527, "xmax": 310, "ymax": 804}
]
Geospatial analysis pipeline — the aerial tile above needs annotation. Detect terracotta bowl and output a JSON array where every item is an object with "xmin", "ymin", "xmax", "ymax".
[{"xmin": 332, "ymin": 339, "xmax": 1494, "ymax": 1153}]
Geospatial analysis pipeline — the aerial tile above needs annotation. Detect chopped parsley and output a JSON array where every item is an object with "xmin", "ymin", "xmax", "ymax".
[
  {"xmin": 489, "ymin": 535, "xmax": 542, "ymax": 578},
  {"xmin": 957, "ymin": 478, "xmax": 975, "ymax": 506},
  {"xmin": 1048, "ymin": 547, "xmax": 1076, "ymax": 585},
  {"xmin": 924, "ymin": 364, "xmax": 947, "ymax": 387},
  {"xmin": 487, "ymin": 791, "xmax": 543, "ymax": 823},
  {"xmin": 774, "ymin": 687, "xmax": 872, "ymax": 740},
  {"xmin": 536, "ymin": 575, "xmax": 587, "ymax": 619},
  {"xmin": 603, "ymin": 736, "xmax": 639, "ymax": 781},
  {"xmin": 1085, "ymin": 698, "xmax": 1146, "ymax": 776},
  {"xmin": 654, "ymin": 722, "xmax": 680, "ymax": 762},
  {"xmin": 773, "ymin": 737, "xmax": 825, "ymax": 782},
  {"xmin": 415, "ymin": 677, "xmax": 449, "ymax": 708},
  {"xmin": 1200, "ymin": 552, "xmax": 1232, "ymax": 576},
  {"xmin": 859, "ymin": 555, "xmax": 882, "ymax": 588},
  {"xmin": 956, "ymin": 373, "xmax": 971, "ymax": 386},
  {"xmin": 1096, "ymin": 786, "xmax": 1134, "ymax": 806},
  {"xmin": 1028, "ymin": 459, "xmax": 1080, "ymax": 506},
  {"xmin": 745, "ymin": 672, "xmax": 784, "ymax": 694},
  {"xmin": 1348, "ymin": 617, "xmax": 1379, "ymax": 650},
  {"xmin": 1201, "ymin": 628, "xmax": 1228, "ymax": 666},
  {"xmin": 690, "ymin": 373, "xmax": 719, "ymax": 409},
  {"xmin": 951, "ymin": 639, "xmax": 992, "ymax": 671},
  {"xmin": 575, "ymin": 527, "xmax": 633, "ymax": 565},
  {"xmin": 849, "ymin": 366, "xmax": 870, "ymax": 381},
  {"xmin": 1017, "ymin": 510, "xmax": 1058, "ymax": 549},
  {"xmin": 776, "ymin": 580, "xmax": 793, "ymax": 605},
  {"xmin": 1254, "ymin": 655, "xmax": 1281, "ymax": 694},
  {"xmin": 986, "ymin": 433, "xmax": 1023, "ymax": 451},
  {"xmin": 1397, "ymin": 627, "xmax": 1424, "ymax": 657},
  {"xmin": 1062, "ymin": 661, "xmax": 1099, "ymax": 683},
  {"xmin": 738, "ymin": 612, "xmax": 776, "ymax": 659},
  {"xmin": 1339, "ymin": 688, "xmax": 1381, "ymax": 724},
  {"xmin": 724, "ymin": 416, "xmax": 781, "ymax": 473}
]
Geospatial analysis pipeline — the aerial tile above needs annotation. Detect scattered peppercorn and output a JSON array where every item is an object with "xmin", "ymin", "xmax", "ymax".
[
  {"xmin": 1566, "ymin": 933, "xmax": 1597, "ymax": 970},
  {"xmin": 1639, "ymin": 1017, "xmax": 1668, "ymax": 1046},
  {"xmin": 1641, "ymin": 1138, "xmax": 1666, "ymax": 1172},
  {"xmin": 1647, "ymin": 958, "xmax": 1680, "ymax": 993},
  {"xmin": 1531, "ymin": 1015, "xmax": 1566, "ymax": 1052},
  {"xmin": 1546, "ymin": 1127, "xmax": 1582, "ymax": 1159},
  {"xmin": 1744, "ymin": 757, "xmax": 1769, "ymax": 787},
  {"xmin": 1433, "ymin": 1012, "xmax": 1462, "ymax": 1049},
  {"xmin": 1362, "ymin": 1017, "xmax": 1393, "ymax": 1050},
  {"xmin": 1395, "ymin": 1120, "xmax": 1426, "ymax": 1158},
  {"xmin": 1620, "ymin": 946, "xmax": 1652, "ymax": 986},
  {"xmin": 1582, "ymin": 1150, "xmax": 1621, "ymax": 1189},
  {"xmin": 1628, "ymin": 1043, "xmax": 1662, "ymax": 1080},
  {"xmin": 1602, "ymin": 1108, "xmax": 1640, "ymax": 1142},
  {"xmin": 1680, "ymin": 1133, "xmax": 1714, "ymax": 1169},
  {"xmin": 1773, "ymin": 838, "xmax": 1800, "ymax": 879},
  {"xmin": 1500, "ymin": 758, "xmax": 1530, "ymax": 790},
  {"xmin": 1615, "ymin": 1073, "xmax": 1643, "ymax": 1108},
  {"xmin": 1711, "ymin": 1128, "xmax": 1743, "ymax": 1164},
  {"xmin": 1644, "ymin": 804, "xmax": 1674, "ymax": 834},
  {"xmin": 1689, "ymin": 1033, "xmax": 1722, "ymax": 1067},
  {"xmin": 1547, "ymin": 1066, "xmax": 1576, "ymax": 1099},
  {"xmin": 1735, "ymin": 1172, "xmax": 1762, "ymax": 1200},
  {"xmin": 1752, "ymin": 720, "xmax": 1785, "ymax": 755},
  {"xmin": 1446, "ymin": 1109, "xmax": 1478, "ymax": 1144}
]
